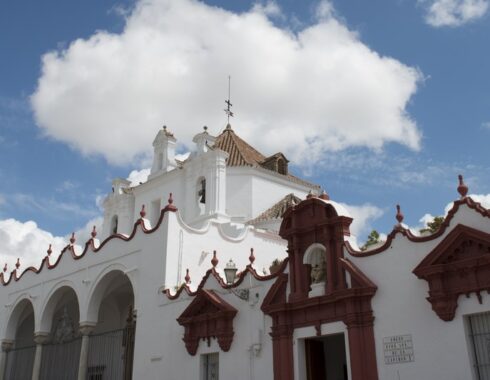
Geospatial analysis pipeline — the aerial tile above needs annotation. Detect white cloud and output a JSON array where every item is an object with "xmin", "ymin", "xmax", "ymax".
[
  {"xmin": 0, "ymin": 219, "xmax": 66, "ymax": 271},
  {"xmin": 423, "ymin": 0, "xmax": 489, "ymax": 27},
  {"xmin": 0, "ymin": 215, "xmax": 104, "ymax": 274},
  {"xmin": 340, "ymin": 202, "xmax": 384, "ymax": 238},
  {"xmin": 252, "ymin": 1, "xmax": 283, "ymax": 18},
  {"xmin": 482, "ymin": 121, "xmax": 490, "ymax": 129},
  {"xmin": 127, "ymin": 168, "xmax": 151, "ymax": 186},
  {"xmin": 31, "ymin": 0, "xmax": 422, "ymax": 167}
]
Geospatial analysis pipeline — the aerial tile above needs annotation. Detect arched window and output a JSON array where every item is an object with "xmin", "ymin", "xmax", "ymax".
[
  {"xmin": 111, "ymin": 215, "xmax": 119, "ymax": 234},
  {"xmin": 303, "ymin": 243, "xmax": 327, "ymax": 284},
  {"xmin": 196, "ymin": 177, "xmax": 206, "ymax": 216}
]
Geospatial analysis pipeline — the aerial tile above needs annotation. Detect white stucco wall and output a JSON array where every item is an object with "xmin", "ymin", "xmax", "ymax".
[{"xmin": 347, "ymin": 202, "xmax": 490, "ymax": 380}]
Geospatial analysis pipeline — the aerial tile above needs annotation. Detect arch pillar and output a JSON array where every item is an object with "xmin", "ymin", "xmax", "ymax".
[
  {"xmin": 0, "ymin": 340, "xmax": 13, "ymax": 380},
  {"xmin": 31, "ymin": 332, "xmax": 49, "ymax": 380},
  {"xmin": 77, "ymin": 322, "xmax": 96, "ymax": 380}
]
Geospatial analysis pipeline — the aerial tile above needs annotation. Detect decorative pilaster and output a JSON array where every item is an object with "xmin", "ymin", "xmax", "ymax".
[
  {"xmin": 77, "ymin": 323, "xmax": 96, "ymax": 380},
  {"xmin": 31, "ymin": 332, "xmax": 49, "ymax": 380},
  {"xmin": 0, "ymin": 340, "xmax": 13, "ymax": 380}
]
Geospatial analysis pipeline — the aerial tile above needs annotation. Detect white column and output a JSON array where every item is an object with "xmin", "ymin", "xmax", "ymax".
[
  {"xmin": 0, "ymin": 340, "xmax": 13, "ymax": 380},
  {"xmin": 31, "ymin": 333, "xmax": 49, "ymax": 380},
  {"xmin": 206, "ymin": 150, "xmax": 228, "ymax": 220},
  {"xmin": 77, "ymin": 323, "xmax": 96, "ymax": 380}
]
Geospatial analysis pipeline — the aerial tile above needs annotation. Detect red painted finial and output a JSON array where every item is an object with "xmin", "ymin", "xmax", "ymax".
[
  {"xmin": 164, "ymin": 193, "xmax": 177, "ymax": 212},
  {"xmin": 457, "ymin": 174, "xmax": 468, "ymax": 198},
  {"xmin": 319, "ymin": 190, "xmax": 330, "ymax": 200},
  {"xmin": 185, "ymin": 269, "xmax": 191, "ymax": 284},
  {"xmin": 47, "ymin": 244, "xmax": 52, "ymax": 256},
  {"xmin": 211, "ymin": 250, "xmax": 218, "ymax": 267},
  {"xmin": 3, "ymin": 263, "xmax": 7, "ymax": 273},
  {"xmin": 91, "ymin": 225, "xmax": 97, "ymax": 238},
  {"xmin": 140, "ymin": 204, "xmax": 146, "ymax": 218},
  {"xmin": 15, "ymin": 258, "xmax": 20, "ymax": 270},
  {"xmin": 396, "ymin": 204, "xmax": 404, "ymax": 224},
  {"xmin": 249, "ymin": 248, "xmax": 255, "ymax": 264},
  {"xmin": 70, "ymin": 232, "xmax": 76, "ymax": 245}
]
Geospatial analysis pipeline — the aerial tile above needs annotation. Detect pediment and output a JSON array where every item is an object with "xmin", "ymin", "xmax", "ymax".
[
  {"xmin": 178, "ymin": 289, "xmax": 236, "ymax": 321},
  {"xmin": 414, "ymin": 224, "xmax": 490, "ymax": 275},
  {"xmin": 261, "ymin": 274, "xmax": 288, "ymax": 313},
  {"xmin": 413, "ymin": 224, "xmax": 490, "ymax": 321},
  {"xmin": 177, "ymin": 289, "xmax": 237, "ymax": 355}
]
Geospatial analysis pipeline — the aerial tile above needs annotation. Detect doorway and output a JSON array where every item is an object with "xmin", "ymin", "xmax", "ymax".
[{"xmin": 305, "ymin": 333, "xmax": 348, "ymax": 380}]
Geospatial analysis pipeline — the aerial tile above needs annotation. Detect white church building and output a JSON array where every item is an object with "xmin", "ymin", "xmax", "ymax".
[{"xmin": 1, "ymin": 124, "xmax": 490, "ymax": 380}]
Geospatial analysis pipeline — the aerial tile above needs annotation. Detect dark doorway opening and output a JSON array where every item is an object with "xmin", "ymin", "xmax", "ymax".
[{"xmin": 305, "ymin": 333, "xmax": 348, "ymax": 380}]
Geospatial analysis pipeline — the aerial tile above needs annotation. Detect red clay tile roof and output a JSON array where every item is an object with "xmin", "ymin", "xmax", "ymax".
[
  {"xmin": 213, "ymin": 124, "xmax": 319, "ymax": 189},
  {"xmin": 248, "ymin": 193, "xmax": 303, "ymax": 225},
  {"xmin": 213, "ymin": 124, "xmax": 266, "ymax": 166}
]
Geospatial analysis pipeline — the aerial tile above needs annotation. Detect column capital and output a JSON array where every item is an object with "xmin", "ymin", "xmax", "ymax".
[
  {"xmin": 1, "ymin": 340, "xmax": 13, "ymax": 352},
  {"xmin": 33, "ymin": 332, "xmax": 50, "ymax": 345},
  {"xmin": 79, "ymin": 322, "xmax": 96, "ymax": 336}
]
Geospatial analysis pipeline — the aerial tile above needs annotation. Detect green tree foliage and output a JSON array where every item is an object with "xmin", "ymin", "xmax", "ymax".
[
  {"xmin": 361, "ymin": 230, "xmax": 381, "ymax": 251},
  {"xmin": 419, "ymin": 216, "xmax": 444, "ymax": 234}
]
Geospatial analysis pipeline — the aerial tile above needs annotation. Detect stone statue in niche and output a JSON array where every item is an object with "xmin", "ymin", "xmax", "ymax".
[{"xmin": 310, "ymin": 252, "xmax": 326, "ymax": 284}]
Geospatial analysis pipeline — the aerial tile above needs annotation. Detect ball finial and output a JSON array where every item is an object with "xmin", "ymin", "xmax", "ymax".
[
  {"xmin": 70, "ymin": 232, "xmax": 76, "ymax": 245},
  {"xmin": 15, "ymin": 258, "xmax": 20, "ymax": 270},
  {"xmin": 457, "ymin": 174, "xmax": 468, "ymax": 198},
  {"xmin": 211, "ymin": 250, "xmax": 218, "ymax": 268},
  {"xmin": 91, "ymin": 226, "xmax": 97, "ymax": 238},
  {"xmin": 249, "ymin": 248, "xmax": 255, "ymax": 265},
  {"xmin": 185, "ymin": 269, "xmax": 191, "ymax": 284},
  {"xmin": 396, "ymin": 204, "xmax": 404, "ymax": 224},
  {"xmin": 140, "ymin": 204, "xmax": 146, "ymax": 218},
  {"xmin": 47, "ymin": 244, "xmax": 52, "ymax": 256}
]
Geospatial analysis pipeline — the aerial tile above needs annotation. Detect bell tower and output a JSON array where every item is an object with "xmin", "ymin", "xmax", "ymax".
[{"xmin": 149, "ymin": 126, "xmax": 177, "ymax": 179}]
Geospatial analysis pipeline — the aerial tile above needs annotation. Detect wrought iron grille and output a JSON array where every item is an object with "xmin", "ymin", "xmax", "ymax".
[
  {"xmin": 39, "ymin": 337, "xmax": 82, "ymax": 380},
  {"xmin": 469, "ymin": 312, "xmax": 490, "ymax": 380},
  {"xmin": 4, "ymin": 345, "xmax": 35, "ymax": 380},
  {"xmin": 87, "ymin": 329, "xmax": 125, "ymax": 380}
]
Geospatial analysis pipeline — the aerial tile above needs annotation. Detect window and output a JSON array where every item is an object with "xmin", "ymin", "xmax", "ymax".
[
  {"xmin": 88, "ymin": 365, "xmax": 105, "ymax": 380},
  {"xmin": 201, "ymin": 353, "xmax": 219, "ymax": 380},
  {"xmin": 110, "ymin": 215, "xmax": 118, "ymax": 234},
  {"xmin": 468, "ymin": 312, "xmax": 490, "ymax": 379},
  {"xmin": 197, "ymin": 177, "xmax": 206, "ymax": 216}
]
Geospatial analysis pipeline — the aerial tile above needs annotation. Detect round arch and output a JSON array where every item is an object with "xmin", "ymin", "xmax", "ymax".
[
  {"xmin": 303, "ymin": 243, "xmax": 327, "ymax": 265},
  {"xmin": 4, "ymin": 296, "xmax": 35, "ymax": 341},
  {"xmin": 39, "ymin": 281, "xmax": 80, "ymax": 333},
  {"xmin": 85, "ymin": 266, "xmax": 135, "ymax": 326}
]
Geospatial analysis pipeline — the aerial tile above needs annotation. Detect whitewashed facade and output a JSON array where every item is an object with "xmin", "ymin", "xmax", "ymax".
[{"xmin": 0, "ymin": 126, "xmax": 489, "ymax": 380}]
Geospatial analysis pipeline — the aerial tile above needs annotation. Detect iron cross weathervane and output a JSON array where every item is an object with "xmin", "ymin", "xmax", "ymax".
[{"xmin": 224, "ymin": 75, "xmax": 234, "ymax": 124}]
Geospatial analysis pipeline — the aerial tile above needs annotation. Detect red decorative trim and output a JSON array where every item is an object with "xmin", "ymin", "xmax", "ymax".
[
  {"xmin": 264, "ymin": 197, "xmax": 379, "ymax": 380},
  {"xmin": 177, "ymin": 289, "xmax": 237, "ymax": 355},
  {"xmin": 413, "ymin": 224, "xmax": 490, "ymax": 321},
  {"xmin": 0, "ymin": 205, "xmax": 178, "ymax": 286},
  {"xmin": 346, "ymin": 197, "xmax": 490, "ymax": 257},
  {"xmin": 163, "ymin": 259, "xmax": 289, "ymax": 300}
]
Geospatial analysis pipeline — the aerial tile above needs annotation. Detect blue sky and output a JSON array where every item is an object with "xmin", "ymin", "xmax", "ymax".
[{"xmin": 0, "ymin": 0, "xmax": 489, "ymax": 267}]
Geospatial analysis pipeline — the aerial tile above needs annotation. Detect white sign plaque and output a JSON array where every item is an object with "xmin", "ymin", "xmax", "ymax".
[{"xmin": 383, "ymin": 334, "xmax": 414, "ymax": 365}]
